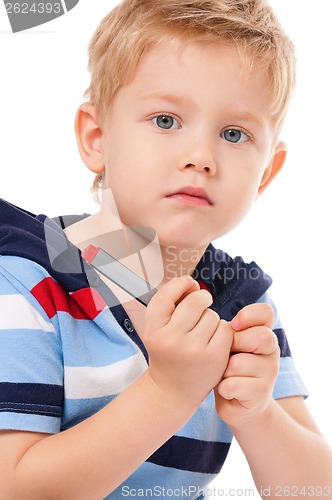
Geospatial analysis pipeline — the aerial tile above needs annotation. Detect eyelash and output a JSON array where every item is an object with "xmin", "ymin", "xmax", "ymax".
[
  {"xmin": 221, "ymin": 128, "xmax": 253, "ymax": 143},
  {"xmin": 150, "ymin": 113, "xmax": 181, "ymax": 129},
  {"xmin": 149, "ymin": 113, "xmax": 253, "ymax": 142}
]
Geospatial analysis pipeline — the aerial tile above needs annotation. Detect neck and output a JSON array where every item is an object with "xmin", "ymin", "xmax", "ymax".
[
  {"xmin": 160, "ymin": 245, "xmax": 206, "ymax": 285},
  {"xmin": 64, "ymin": 210, "xmax": 207, "ymax": 290}
]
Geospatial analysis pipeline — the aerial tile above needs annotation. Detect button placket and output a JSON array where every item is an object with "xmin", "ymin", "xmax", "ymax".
[{"xmin": 123, "ymin": 318, "xmax": 135, "ymax": 334}]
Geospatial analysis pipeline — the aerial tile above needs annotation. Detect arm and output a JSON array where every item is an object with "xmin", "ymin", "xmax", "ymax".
[
  {"xmin": 0, "ymin": 276, "xmax": 232, "ymax": 499},
  {"xmin": 1, "ymin": 371, "xmax": 196, "ymax": 500},
  {"xmin": 214, "ymin": 304, "xmax": 332, "ymax": 499},
  {"xmin": 233, "ymin": 396, "xmax": 332, "ymax": 498}
]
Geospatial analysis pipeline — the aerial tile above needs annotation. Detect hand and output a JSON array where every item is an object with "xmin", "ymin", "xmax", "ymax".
[
  {"xmin": 214, "ymin": 303, "xmax": 280, "ymax": 428},
  {"xmin": 142, "ymin": 276, "xmax": 233, "ymax": 409}
]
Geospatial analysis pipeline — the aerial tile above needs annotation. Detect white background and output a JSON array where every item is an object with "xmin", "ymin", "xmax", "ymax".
[{"xmin": 0, "ymin": 1, "xmax": 331, "ymax": 496}]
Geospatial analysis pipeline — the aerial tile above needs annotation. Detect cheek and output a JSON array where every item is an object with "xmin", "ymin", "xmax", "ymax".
[
  {"xmin": 226, "ymin": 165, "xmax": 261, "ymax": 195},
  {"xmin": 222, "ymin": 169, "xmax": 262, "ymax": 217}
]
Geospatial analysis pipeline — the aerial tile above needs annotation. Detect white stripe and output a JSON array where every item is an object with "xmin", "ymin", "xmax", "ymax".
[
  {"xmin": 0, "ymin": 294, "xmax": 55, "ymax": 333},
  {"xmin": 64, "ymin": 353, "xmax": 148, "ymax": 399}
]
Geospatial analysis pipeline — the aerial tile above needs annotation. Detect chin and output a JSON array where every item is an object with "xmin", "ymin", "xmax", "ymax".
[{"xmin": 157, "ymin": 230, "xmax": 209, "ymax": 252}]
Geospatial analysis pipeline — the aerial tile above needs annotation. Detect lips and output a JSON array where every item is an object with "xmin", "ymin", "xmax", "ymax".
[{"xmin": 166, "ymin": 186, "xmax": 212, "ymax": 206}]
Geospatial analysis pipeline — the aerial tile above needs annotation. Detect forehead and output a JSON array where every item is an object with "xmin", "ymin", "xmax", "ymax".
[{"xmin": 122, "ymin": 40, "xmax": 273, "ymax": 118}]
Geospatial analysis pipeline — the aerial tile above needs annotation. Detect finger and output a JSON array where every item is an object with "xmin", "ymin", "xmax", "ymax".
[
  {"xmin": 146, "ymin": 275, "xmax": 198, "ymax": 329},
  {"xmin": 189, "ymin": 308, "xmax": 220, "ymax": 341},
  {"xmin": 176, "ymin": 279, "xmax": 201, "ymax": 303},
  {"xmin": 207, "ymin": 318, "xmax": 234, "ymax": 357},
  {"xmin": 171, "ymin": 288, "xmax": 214, "ymax": 332},
  {"xmin": 217, "ymin": 376, "xmax": 271, "ymax": 403},
  {"xmin": 222, "ymin": 352, "xmax": 274, "ymax": 379},
  {"xmin": 231, "ymin": 327, "xmax": 280, "ymax": 356},
  {"xmin": 231, "ymin": 303, "xmax": 274, "ymax": 331}
]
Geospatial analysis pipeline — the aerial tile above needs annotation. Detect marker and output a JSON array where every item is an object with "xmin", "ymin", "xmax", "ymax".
[{"xmin": 82, "ymin": 244, "xmax": 158, "ymax": 306}]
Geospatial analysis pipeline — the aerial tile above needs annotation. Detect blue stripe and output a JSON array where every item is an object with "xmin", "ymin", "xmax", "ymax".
[
  {"xmin": 147, "ymin": 435, "xmax": 230, "ymax": 474},
  {"xmin": 62, "ymin": 396, "xmax": 114, "ymax": 429},
  {"xmin": 60, "ymin": 310, "xmax": 140, "ymax": 367},
  {"xmin": 273, "ymin": 357, "xmax": 309, "ymax": 399},
  {"xmin": 0, "ymin": 330, "xmax": 63, "ymax": 385},
  {"xmin": 0, "ymin": 382, "xmax": 63, "ymax": 417},
  {"xmin": 0, "ymin": 269, "xmax": 21, "ymax": 294},
  {"xmin": 0, "ymin": 411, "xmax": 60, "ymax": 434},
  {"xmin": 0, "ymin": 256, "xmax": 51, "ymax": 294}
]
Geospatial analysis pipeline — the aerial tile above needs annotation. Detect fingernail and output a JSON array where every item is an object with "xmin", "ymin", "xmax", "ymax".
[
  {"xmin": 181, "ymin": 275, "xmax": 193, "ymax": 282},
  {"xmin": 231, "ymin": 317, "xmax": 239, "ymax": 330}
]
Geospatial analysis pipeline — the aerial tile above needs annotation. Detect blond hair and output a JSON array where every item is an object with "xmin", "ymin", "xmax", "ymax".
[{"xmin": 84, "ymin": 0, "xmax": 296, "ymax": 197}]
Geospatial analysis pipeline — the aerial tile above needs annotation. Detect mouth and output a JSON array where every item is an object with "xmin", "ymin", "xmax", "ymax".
[{"xmin": 166, "ymin": 186, "xmax": 212, "ymax": 206}]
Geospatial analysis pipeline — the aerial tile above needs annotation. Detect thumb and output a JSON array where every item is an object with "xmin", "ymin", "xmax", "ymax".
[{"xmin": 145, "ymin": 276, "xmax": 199, "ymax": 329}]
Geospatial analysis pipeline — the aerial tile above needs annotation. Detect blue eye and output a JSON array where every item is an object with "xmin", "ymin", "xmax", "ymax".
[
  {"xmin": 221, "ymin": 129, "xmax": 249, "ymax": 143},
  {"xmin": 152, "ymin": 115, "xmax": 180, "ymax": 130}
]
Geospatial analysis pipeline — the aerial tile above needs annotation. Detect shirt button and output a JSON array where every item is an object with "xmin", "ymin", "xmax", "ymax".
[{"xmin": 123, "ymin": 318, "xmax": 135, "ymax": 334}]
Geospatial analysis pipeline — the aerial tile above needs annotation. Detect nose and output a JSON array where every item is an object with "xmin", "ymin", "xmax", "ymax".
[{"xmin": 177, "ymin": 137, "xmax": 218, "ymax": 176}]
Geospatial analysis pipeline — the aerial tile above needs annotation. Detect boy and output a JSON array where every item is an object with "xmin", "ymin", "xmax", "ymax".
[{"xmin": 0, "ymin": 0, "xmax": 331, "ymax": 498}]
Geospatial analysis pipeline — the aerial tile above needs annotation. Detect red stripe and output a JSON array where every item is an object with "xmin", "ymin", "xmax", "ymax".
[
  {"xmin": 71, "ymin": 287, "xmax": 107, "ymax": 319},
  {"xmin": 31, "ymin": 278, "xmax": 106, "ymax": 320}
]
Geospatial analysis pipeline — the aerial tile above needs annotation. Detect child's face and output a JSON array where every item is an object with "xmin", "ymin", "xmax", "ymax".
[{"xmin": 90, "ymin": 41, "xmax": 285, "ymax": 250}]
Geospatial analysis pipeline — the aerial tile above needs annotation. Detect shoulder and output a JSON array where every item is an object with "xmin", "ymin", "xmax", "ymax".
[
  {"xmin": 0, "ymin": 254, "xmax": 79, "ymax": 330},
  {"xmin": 0, "ymin": 254, "xmax": 52, "ymax": 289},
  {"xmin": 0, "ymin": 255, "xmax": 63, "ymax": 329}
]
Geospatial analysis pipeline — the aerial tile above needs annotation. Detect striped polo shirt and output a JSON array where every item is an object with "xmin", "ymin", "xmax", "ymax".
[{"xmin": 0, "ymin": 199, "xmax": 308, "ymax": 499}]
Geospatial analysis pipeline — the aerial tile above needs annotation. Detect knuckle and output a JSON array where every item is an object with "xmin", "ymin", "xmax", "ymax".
[
  {"xmin": 259, "ymin": 326, "xmax": 277, "ymax": 347},
  {"xmin": 228, "ymin": 353, "xmax": 241, "ymax": 372},
  {"xmin": 223, "ymin": 376, "xmax": 237, "ymax": 393},
  {"xmin": 188, "ymin": 289, "xmax": 213, "ymax": 309},
  {"xmin": 260, "ymin": 302, "xmax": 274, "ymax": 315},
  {"xmin": 239, "ymin": 302, "xmax": 274, "ymax": 325},
  {"xmin": 260, "ymin": 325, "xmax": 272, "ymax": 338},
  {"xmin": 148, "ymin": 291, "xmax": 164, "ymax": 309},
  {"xmin": 205, "ymin": 308, "xmax": 220, "ymax": 324},
  {"xmin": 198, "ymin": 289, "xmax": 214, "ymax": 305},
  {"xmin": 261, "ymin": 302, "xmax": 274, "ymax": 324}
]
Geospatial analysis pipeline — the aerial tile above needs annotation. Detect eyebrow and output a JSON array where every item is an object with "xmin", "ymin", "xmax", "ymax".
[
  {"xmin": 140, "ymin": 91, "xmax": 267, "ymax": 128},
  {"xmin": 230, "ymin": 110, "xmax": 266, "ymax": 128},
  {"xmin": 139, "ymin": 91, "xmax": 194, "ymax": 106}
]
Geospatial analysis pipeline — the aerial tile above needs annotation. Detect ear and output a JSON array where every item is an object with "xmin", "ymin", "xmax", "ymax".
[
  {"xmin": 74, "ymin": 102, "xmax": 105, "ymax": 173},
  {"xmin": 257, "ymin": 141, "xmax": 287, "ymax": 198}
]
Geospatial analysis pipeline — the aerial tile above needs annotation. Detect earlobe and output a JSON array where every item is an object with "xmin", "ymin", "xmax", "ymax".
[
  {"xmin": 257, "ymin": 141, "xmax": 287, "ymax": 198},
  {"xmin": 74, "ymin": 102, "xmax": 105, "ymax": 174}
]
